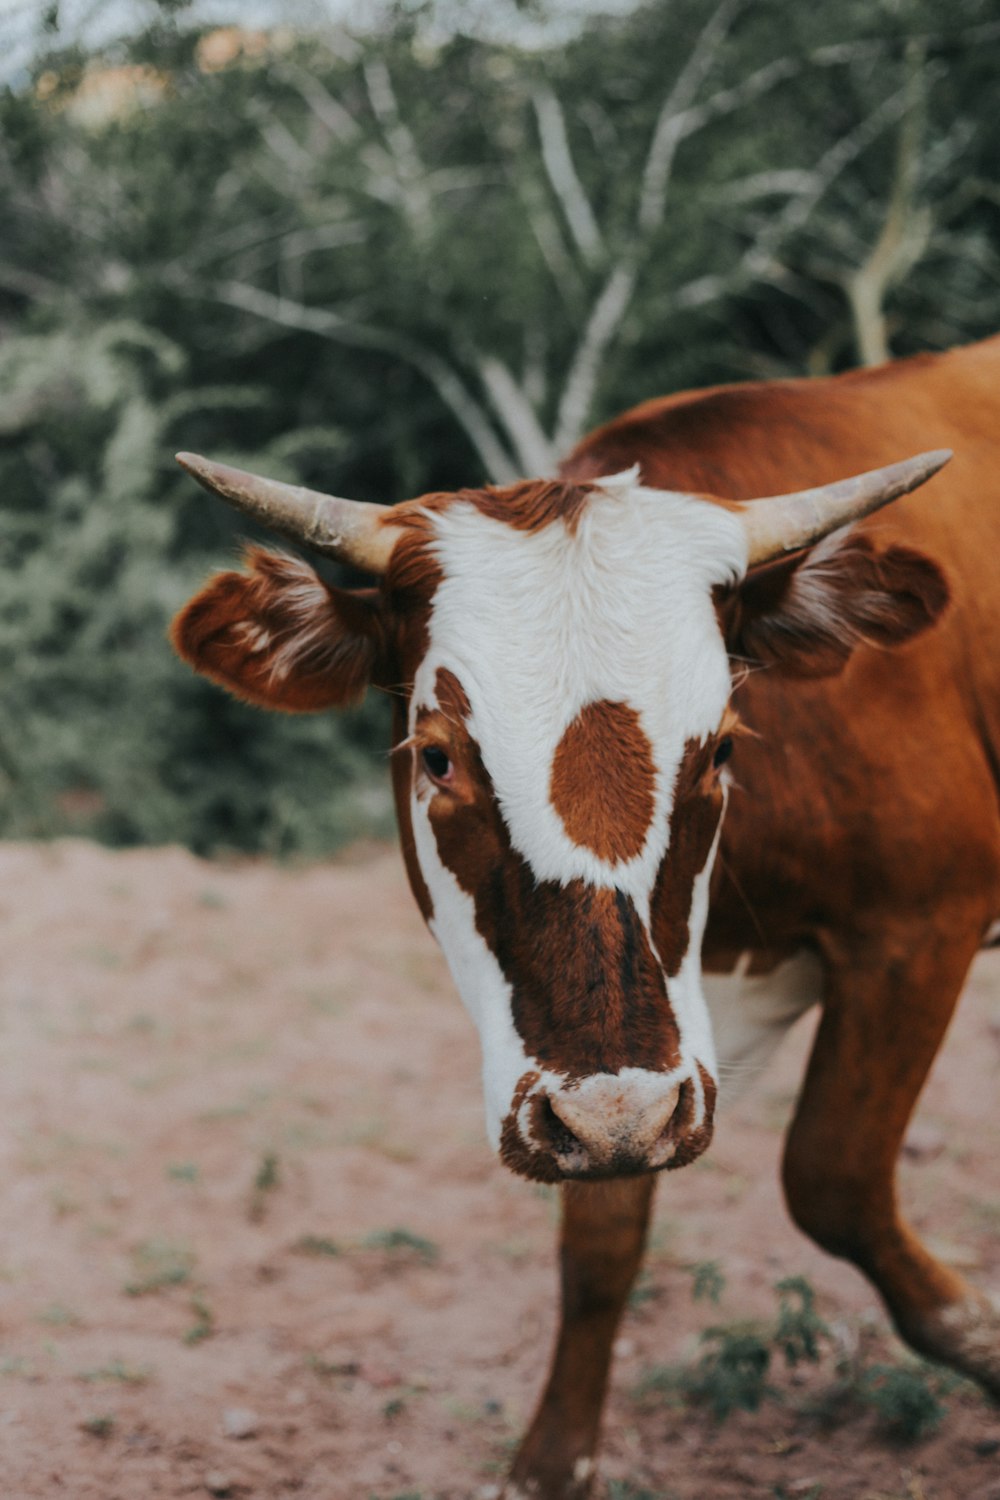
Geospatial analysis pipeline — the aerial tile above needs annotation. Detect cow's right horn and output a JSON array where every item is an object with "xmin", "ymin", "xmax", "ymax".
[
  {"xmin": 175, "ymin": 453, "xmax": 403, "ymax": 574},
  {"xmin": 739, "ymin": 449, "xmax": 952, "ymax": 567}
]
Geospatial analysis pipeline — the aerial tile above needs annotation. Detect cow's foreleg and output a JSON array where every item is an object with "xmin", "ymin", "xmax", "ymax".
[
  {"xmin": 782, "ymin": 922, "xmax": 1000, "ymax": 1395},
  {"xmin": 504, "ymin": 1176, "xmax": 656, "ymax": 1500}
]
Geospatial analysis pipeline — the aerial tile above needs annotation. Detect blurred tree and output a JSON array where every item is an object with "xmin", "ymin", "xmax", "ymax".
[{"xmin": 0, "ymin": 0, "xmax": 998, "ymax": 850}]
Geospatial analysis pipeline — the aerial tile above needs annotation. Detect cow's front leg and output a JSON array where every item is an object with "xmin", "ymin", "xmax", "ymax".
[
  {"xmin": 783, "ymin": 919, "xmax": 1000, "ymax": 1395},
  {"xmin": 504, "ymin": 1175, "xmax": 656, "ymax": 1500}
]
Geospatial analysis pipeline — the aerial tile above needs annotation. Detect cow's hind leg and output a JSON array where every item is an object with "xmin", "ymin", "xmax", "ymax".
[
  {"xmin": 783, "ymin": 921, "xmax": 1000, "ymax": 1395},
  {"xmin": 503, "ymin": 1176, "xmax": 655, "ymax": 1500}
]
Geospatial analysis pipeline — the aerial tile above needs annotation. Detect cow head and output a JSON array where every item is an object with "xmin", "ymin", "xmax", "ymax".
[{"xmin": 172, "ymin": 450, "xmax": 950, "ymax": 1181}]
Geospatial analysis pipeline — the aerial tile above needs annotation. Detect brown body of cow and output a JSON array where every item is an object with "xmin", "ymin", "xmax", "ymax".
[{"xmin": 173, "ymin": 336, "xmax": 1000, "ymax": 1500}]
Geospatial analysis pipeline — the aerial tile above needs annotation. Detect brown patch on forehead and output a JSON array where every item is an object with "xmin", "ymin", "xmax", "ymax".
[
  {"xmin": 433, "ymin": 667, "xmax": 471, "ymax": 722},
  {"xmin": 650, "ymin": 737, "xmax": 725, "ymax": 978},
  {"xmin": 551, "ymin": 700, "xmax": 656, "ymax": 863},
  {"xmin": 428, "ymin": 724, "xmax": 681, "ymax": 1079},
  {"xmin": 392, "ymin": 477, "xmax": 599, "ymax": 536}
]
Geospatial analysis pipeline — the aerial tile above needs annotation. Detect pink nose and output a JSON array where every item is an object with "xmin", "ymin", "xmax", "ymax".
[{"xmin": 538, "ymin": 1075, "xmax": 684, "ymax": 1177}]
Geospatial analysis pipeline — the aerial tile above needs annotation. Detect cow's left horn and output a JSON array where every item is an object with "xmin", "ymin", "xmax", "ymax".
[
  {"xmin": 175, "ymin": 453, "xmax": 402, "ymax": 574},
  {"xmin": 739, "ymin": 449, "xmax": 952, "ymax": 567}
]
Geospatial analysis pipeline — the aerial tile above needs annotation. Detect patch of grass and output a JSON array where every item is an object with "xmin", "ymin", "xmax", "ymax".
[
  {"xmin": 635, "ymin": 1274, "xmax": 830, "ymax": 1420},
  {"xmin": 77, "ymin": 1360, "xmax": 152, "ymax": 1385},
  {"xmin": 249, "ymin": 1151, "xmax": 280, "ymax": 1222},
  {"xmin": 856, "ymin": 1362, "xmax": 949, "ymax": 1440},
  {"xmin": 37, "ymin": 1302, "xmax": 81, "ymax": 1327},
  {"xmin": 307, "ymin": 1353, "xmax": 360, "ymax": 1378},
  {"xmin": 166, "ymin": 1161, "xmax": 199, "ymax": 1183},
  {"xmin": 183, "ymin": 1293, "xmax": 215, "ymax": 1345},
  {"xmin": 773, "ymin": 1276, "xmax": 830, "ymax": 1366},
  {"xmin": 362, "ymin": 1227, "xmax": 439, "ymax": 1263},
  {"xmin": 607, "ymin": 1484, "xmax": 677, "ymax": 1500},
  {"xmin": 293, "ymin": 1234, "xmax": 341, "ymax": 1258},
  {"xmin": 688, "ymin": 1259, "xmax": 725, "ymax": 1305},
  {"xmin": 80, "ymin": 1414, "xmax": 115, "ymax": 1438},
  {"xmin": 628, "ymin": 1269, "xmax": 662, "ymax": 1308},
  {"xmin": 124, "ymin": 1239, "xmax": 194, "ymax": 1296}
]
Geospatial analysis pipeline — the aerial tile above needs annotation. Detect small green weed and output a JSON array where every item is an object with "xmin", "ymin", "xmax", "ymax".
[
  {"xmin": 124, "ymin": 1239, "xmax": 194, "ymax": 1296},
  {"xmin": 183, "ymin": 1294, "xmax": 215, "ymax": 1345},
  {"xmin": 688, "ymin": 1259, "xmax": 726, "ymax": 1304},
  {"xmin": 80, "ymin": 1414, "xmax": 115, "ymax": 1438},
  {"xmin": 77, "ymin": 1360, "xmax": 152, "ymax": 1385},
  {"xmin": 773, "ymin": 1276, "xmax": 830, "ymax": 1366},
  {"xmin": 37, "ymin": 1302, "xmax": 81, "ymax": 1327},
  {"xmin": 363, "ymin": 1227, "xmax": 439, "ymax": 1263},
  {"xmin": 294, "ymin": 1234, "xmax": 341, "ymax": 1258},
  {"xmin": 628, "ymin": 1268, "xmax": 661, "ymax": 1308},
  {"xmin": 249, "ymin": 1151, "xmax": 280, "ymax": 1221},
  {"xmin": 166, "ymin": 1162, "xmax": 199, "ymax": 1183},
  {"xmin": 636, "ymin": 1273, "xmax": 829, "ymax": 1420},
  {"xmin": 682, "ymin": 1322, "xmax": 777, "ymax": 1418},
  {"xmin": 857, "ymin": 1362, "xmax": 948, "ymax": 1440},
  {"xmin": 607, "ymin": 1484, "xmax": 676, "ymax": 1500}
]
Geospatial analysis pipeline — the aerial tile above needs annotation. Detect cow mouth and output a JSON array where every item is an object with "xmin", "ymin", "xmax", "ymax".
[{"xmin": 498, "ymin": 1070, "xmax": 716, "ymax": 1184}]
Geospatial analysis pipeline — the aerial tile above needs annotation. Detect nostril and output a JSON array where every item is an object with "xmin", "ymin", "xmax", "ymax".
[{"xmin": 534, "ymin": 1092, "xmax": 591, "ymax": 1168}]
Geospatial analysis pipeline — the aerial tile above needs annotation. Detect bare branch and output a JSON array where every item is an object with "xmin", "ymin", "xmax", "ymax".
[
  {"xmin": 208, "ymin": 279, "xmax": 520, "ymax": 484},
  {"xmin": 532, "ymin": 86, "xmax": 604, "ymax": 267},
  {"xmin": 554, "ymin": 263, "xmax": 637, "ymax": 454},
  {"xmin": 674, "ymin": 83, "xmax": 914, "ymax": 312},
  {"xmin": 638, "ymin": 0, "xmax": 744, "ymax": 233},
  {"xmin": 476, "ymin": 354, "xmax": 558, "ymax": 476},
  {"xmin": 363, "ymin": 58, "xmax": 431, "ymax": 237},
  {"xmin": 277, "ymin": 63, "xmax": 361, "ymax": 144},
  {"xmin": 847, "ymin": 43, "xmax": 931, "ymax": 365}
]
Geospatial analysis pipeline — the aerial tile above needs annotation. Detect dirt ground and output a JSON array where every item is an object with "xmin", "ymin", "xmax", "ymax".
[{"xmin": 1, "ymin": 839, "xmax": 1000, "ymax": 1500}]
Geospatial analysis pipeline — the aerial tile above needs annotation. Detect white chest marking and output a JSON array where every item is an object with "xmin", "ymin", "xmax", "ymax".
[{"xmin": 703, "ymin": 949, "xmax": 824, "ymax": 1106}]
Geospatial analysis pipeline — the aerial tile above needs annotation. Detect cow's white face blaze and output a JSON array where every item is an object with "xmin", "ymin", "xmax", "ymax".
[{"xmin": 406, "ymin": 471, "xmax": 747, "ymax": 1179}]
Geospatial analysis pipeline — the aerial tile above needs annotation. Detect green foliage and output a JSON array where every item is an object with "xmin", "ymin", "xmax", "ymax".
[
  {"xmin": 679, "ymin": 1322, "xmax": 778, "ymax": 1419},
  {"xmin": 293, "ymin": 1234, "xmax": 342, "ymax": 1257},
  {"xmin": 637, "ymin": 1269, "xmax": 957, "ymax": 1440},
  {"xmin": 124, "ymin": 1238, "xmax": 195, "ymax": 1295},
  {"xmin": 773, "ymin": 1276, "xmax": 830, "ymax": 1366},
  {"xmin": 689, "ymin": 1259, "xmax": 726, "ymax": 1304},
  {"xmin": 2, "ymin": 1, "xmax": 999, "ymax": 852},
  {"xmin": 856, "ymin": 1362, "xmax": 949, "ymax": 1440},
  {"xmin": 636, "ymin": 1273, "xmax": 829, "ymax": 1419},
  {"xmin": 362, "ymin": 1226, "xmax": 440, "ymax": 1262}
]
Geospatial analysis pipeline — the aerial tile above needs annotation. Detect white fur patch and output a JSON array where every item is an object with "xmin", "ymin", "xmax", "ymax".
[
  {"xmin": 408, "ymin": 476, "xmax": 749, "ymax": 1140},
  {"xmin": 704, "ymin": 948, "xmax": 823, "ymax": 1104}
]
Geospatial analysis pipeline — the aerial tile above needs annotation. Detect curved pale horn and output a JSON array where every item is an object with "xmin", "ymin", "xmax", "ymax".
[
  {"xmin": 739, "ymin": 449, "xmax": 952, "ymax": 567},
  {"xmin": 175, "ymin": 453, "xmax": 403, "ymax": 574}
]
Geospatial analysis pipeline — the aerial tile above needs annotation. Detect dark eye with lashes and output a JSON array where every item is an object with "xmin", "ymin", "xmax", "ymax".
[
  {"xmin": 421, "ymin": 745, "xmax": 452, "ymax": 782},
  {"xmin": 713, "ymin": 735, "xmax": 734, "ymax": 769}
]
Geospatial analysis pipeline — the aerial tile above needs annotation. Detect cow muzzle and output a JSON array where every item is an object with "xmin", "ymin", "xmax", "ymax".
[{"xmin": 500, "ymin": 1069, "xmax": 715, "ymax": 1182}]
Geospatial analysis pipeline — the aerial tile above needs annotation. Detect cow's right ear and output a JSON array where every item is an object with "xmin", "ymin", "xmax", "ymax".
[{"xmin": 171, "ymin": 547, "xmax": 385, "ymax": 712}]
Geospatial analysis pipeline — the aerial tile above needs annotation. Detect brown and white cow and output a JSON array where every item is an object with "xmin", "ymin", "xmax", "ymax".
[{"xmin": 173, "ymin": 334, "xmax": 1000, "ymax": 1500}]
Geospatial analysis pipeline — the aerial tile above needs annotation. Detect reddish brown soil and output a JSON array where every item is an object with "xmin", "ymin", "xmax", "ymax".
[{"xmin": 2, "ymin": 839, "xmax": 999, "ymax": 1500}]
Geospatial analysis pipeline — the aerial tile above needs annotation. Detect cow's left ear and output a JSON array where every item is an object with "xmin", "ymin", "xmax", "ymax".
[{"xmin": 720, "ymin": 531, "xmax": 949, "ymax": 679}]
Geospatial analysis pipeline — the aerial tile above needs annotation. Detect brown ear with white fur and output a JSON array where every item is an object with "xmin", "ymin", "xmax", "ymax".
[
  {"xmin": 722, "ymin": 532, "xmax": 949, "ymax": 679},
  {"xmin": 171, "ymin": 547, "xmax": 385, "ymax": 711}
]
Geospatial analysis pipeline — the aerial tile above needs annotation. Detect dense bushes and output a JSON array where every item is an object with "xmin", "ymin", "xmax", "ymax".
[{"xmin": 2, "ymin": 0, "xmax": 998, "ymax": 852}]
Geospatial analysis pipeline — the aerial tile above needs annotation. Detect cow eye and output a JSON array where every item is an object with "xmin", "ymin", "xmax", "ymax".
[
  {"xmin": 421, "ymin": 745, "xmax": 452, "ymax": 782},
  {"xmin": 713, "ymin": 735, "xmax": 733, "ymax": 769}
]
